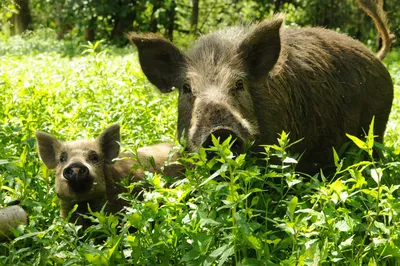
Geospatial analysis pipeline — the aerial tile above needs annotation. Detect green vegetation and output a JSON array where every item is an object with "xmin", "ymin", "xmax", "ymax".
[
  {"xmin": 1, "ymin": 0, "xmax": 399, "ymax": 49},
  {"xmin": 0, "ymin": 31, "xmax": 399, "ymax": 265}
]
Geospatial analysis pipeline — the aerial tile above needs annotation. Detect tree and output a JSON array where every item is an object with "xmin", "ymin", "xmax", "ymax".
[
  {"xmin": 111, "ymin": 0, "xmax": 137, "ymax": 43},
  {"xmin": 8, "ymin": 0, "xmax": 397, "ymax": 48},
  {"xmin": 10, "ymin": 0, "xmax": 32, "ymax": 35},
  {"xmin": 191, "ymin": 0, "xmax": 199, "ymax": 34},
  {"xmin": 166, "ymin": 0, "xmax": 176, "ymax": 40}
]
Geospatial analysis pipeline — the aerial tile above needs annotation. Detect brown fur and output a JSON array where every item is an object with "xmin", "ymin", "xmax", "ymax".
[
  {"xmin": 35, "ymin": 124, "xmax": 181, "ymax": 224},
  {"xmin": 129, "ymin": 1, "xmax": 394, "ymax": 174}
]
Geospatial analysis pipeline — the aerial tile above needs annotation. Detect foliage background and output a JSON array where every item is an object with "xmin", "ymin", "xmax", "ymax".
[{"xmin": 1, "ymin": 0, "xmax": 399, "ymax": 48}]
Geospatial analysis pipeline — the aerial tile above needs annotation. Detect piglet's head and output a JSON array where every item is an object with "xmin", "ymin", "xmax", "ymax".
[{"xmin": 35, "ymin": 124, "xmax": 121, "ymax": 203}]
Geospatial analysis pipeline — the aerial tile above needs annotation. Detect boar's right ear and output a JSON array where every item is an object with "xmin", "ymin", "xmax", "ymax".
[
  {"xmin": 128, "ymin": 32, "xmax": 186, "ymax": 93},
  {"xmin": 238, "ymin": 14, "xmax": 284, "ymax": 77},
  {"xmin": 35, "ymin": 131, "xmax": 62, "ymax": 169},
  {"xmin": 97, "ymin": 124, "xmax": 120, "ymax": 164}
]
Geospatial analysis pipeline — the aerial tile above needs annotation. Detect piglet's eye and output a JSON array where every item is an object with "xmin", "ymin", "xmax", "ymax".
[
  {"xmin": 235, "ymin": 79, "xmax": 245, "ymax": 91},
  {"xmin": 60, "ymin": 152, "xmax": 68, "ymax": 163},
  {"xmin": 182, "ymin": 82, "xmax": 192, "ymax": 94},
  {"xmin": 89, "ymin": 152, "xmax": 99, "ymax": 163}
]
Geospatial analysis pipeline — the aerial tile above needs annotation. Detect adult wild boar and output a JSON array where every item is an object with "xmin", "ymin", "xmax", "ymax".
[
  {"xmin": 36, "ymin": 124, "xmax": 180, "ymax": 224},
  {"xmin": 129, "ymin": 0, "xmax": 394, "ymax": 174}
]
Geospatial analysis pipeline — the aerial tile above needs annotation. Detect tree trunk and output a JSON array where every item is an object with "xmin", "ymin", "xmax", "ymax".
[
  {"xmin": 166, "ymin": 0, "xmax": 176, "ymax": 41},
  {"xmin": 10, "ymin": 0, "xmax": 33, "ymax": 35},
  {"xmin": 55, "ymin": 3, "xmax": 68, "ymax": 40},
  {"xmin": 274, "ymin": 0, "xmax": 282, "ymax": 12},
  {"xmin": 84, "ymin": 17, "xmax": 96, "ymax": 42},
  {"xmin": 191, "ymin": 0, "xmax": 199, "ymax": 34},
  {"xmin": 149, "ymin": 0, "xmax": 161, "ymax": 32},
  {"xmin": 112, "ymin": 14, "xmax": 136, "ymax": 42},
  {"xmin": 111, "ymin": 0, "xmax": 137, "ymax": 44}
]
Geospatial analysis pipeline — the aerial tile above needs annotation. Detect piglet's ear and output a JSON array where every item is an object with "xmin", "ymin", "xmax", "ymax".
[
  {"xmin": 35, "ymin": 131, "xmax": 62, "ymax": 169},
  {"xmin": 238, "ymin": 14, "xmax": 284, "ymax": 77},
  {"xmin": 97, "ymin": 124, "xmax": 120, "ymax": 164},
  {"xmin": 128, "ymin": 32, "xmax": 187, "ymax": 93}
]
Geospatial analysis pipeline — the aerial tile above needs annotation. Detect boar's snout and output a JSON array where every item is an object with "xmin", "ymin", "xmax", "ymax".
[
  {"xmin": 63, "ymin": 163, "xmax": 93, "ymax": 193},
  {"xmin": 202, "ymin": 128, "xmax": 245, "ymax": 155}
]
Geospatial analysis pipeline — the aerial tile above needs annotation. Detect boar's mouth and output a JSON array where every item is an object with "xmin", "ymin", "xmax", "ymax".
[
  {"xmin": 67, "ymin": 177, "xmax": 94, "ymax": 193},
  {"xmin": 200, "ymin": 127, "xmax": 247, "ymax": 155}
]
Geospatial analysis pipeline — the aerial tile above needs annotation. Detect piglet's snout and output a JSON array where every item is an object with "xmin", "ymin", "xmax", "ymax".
[
  {"xmin": 63, "ymin": 163, "xmax": 93, "ymax": 193},
  {"xmin": 202, "ymin": 128, "xmax": 245, "ymax": 155}
]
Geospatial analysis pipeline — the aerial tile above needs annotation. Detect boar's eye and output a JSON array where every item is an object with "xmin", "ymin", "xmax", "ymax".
[
  {"xmin": 182, "ymin": 82, "xmax": 192, "ymax": 94},
  {"xmin": 235, "ymin": 79, "xmax": 245, "ymax": 91},
  {"xmin": 60, "ymin": 152, "xmax": 68, "ymax": 163},
  {"xmin": 88, "ymin": 151, "xmax": 100, "ymax": 163}
]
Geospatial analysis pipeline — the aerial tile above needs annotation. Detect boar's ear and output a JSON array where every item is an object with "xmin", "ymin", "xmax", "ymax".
[
  {"xmin": 97, "ymin": 124, "xmax": 120, "ymax": 164},
  {"xmin": 35, "ymin": 131, "xmax": 62, "ymax": 169},
  {"xmin": 238, "ymin": 14, "xmax": 284, "ymax": 77},
  {"xmin": 128, "ymin": 32, "xmax": 186, "ymax": 93}
]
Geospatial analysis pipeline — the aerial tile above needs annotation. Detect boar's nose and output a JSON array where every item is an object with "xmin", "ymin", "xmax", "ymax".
[
  {"xmin": 63, "ymin": 163, "xmax": 89, "ymax": 181},
  {"xmin": 202, "ymin": 129, "xmax": 246, "ymax": 155},
  {"xmin": 63, "ymin": 163, "xmax": 93, "ymax": 192}
]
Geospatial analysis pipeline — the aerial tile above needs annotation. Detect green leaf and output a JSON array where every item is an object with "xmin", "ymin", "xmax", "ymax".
[
  {"xmin": 66, "ymin": 204, "xmax": 79, "ymax": 222},
  {"xmin": 335, "ymin": 220, "xmax": 350, "ymax": 232},
  {"xmin": 246, "ymin": 235, "xmax": 262, "ymax": 250},
  {"xmin": 107, "ymin": 236, "xmax": 122, "ymax": 260},
  {"xmin": 381, "ymin": 245, "xmax": 400, "ymax": 258},
  {"xmin": 126, "ymin": 235, "xmax": 139, "ymax": 247},
  {"xmin": 200, "ymin": 163, "xmax": 227, "ymax": 187},
  {"xmin": 339, "ymin": 235, "xmax": 354, "ymax": 249},
  {"xmin": 366, "ymin": 116, "xmax": 375, "ymax": 157},
  {"xmin": 361, "ymin": 189, "xmax": 378, "ymax": 199},
  {"xmin": 330, "ymin": 179, "xmax": 346, "ymax": 194},
  {"xmin": 234, "ymin": 212, "xmax": 250, "ymax": 235},
  {"xmin": 370, "ymin": 168, "xmax": 382, "ymax": 184},
  {"xmin": 346, "ymin": 133, "xmax": 367, "ymax": 150},
  {"xmin": 282, "ymin": 157, "xmax": 297, "ymax": 164},
  {"xmin": 218, "ymin": 246, "xmax": 234, "ymax": 266},
  {"xmin": 208, "ymin": 245, "xmax": 228, "ymax": 258},
  {"xmin": 332, "ymin": 147, "xmax": 342, "ymax": 172},
  {"xmin": 374, "ymin": 221, "xmax": 390, "ymax": 234},
  {"xmin": 197, "ymin": 234, "xmax": 213, "ymax": 255},
  {"xmin": 0, "ymin": 159, "xmax": 9, "ymax": 165},
  {"xmin": 181, "ymin": 248, "xmax": 200, "ymax": 262},
  {"xmin": 204, "ymin": 245, "xmax": 231, "ymax": 266},
  {"xmin": 287, "ymin": 196, "xmax": 298, "ymax": 222}
]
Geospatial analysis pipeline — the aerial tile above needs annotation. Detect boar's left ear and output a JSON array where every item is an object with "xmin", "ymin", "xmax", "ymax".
[
  {"xmin": 97, "ymin": 124, "xmax": 121, "ymax": 164},
  {"xmin": 35, "ymin": 131, "xmax": 62, "ymax": 169},
  {"xmin": 128, "ymin": 32, "xmax": 187, "ymax": 93},
  {"xmin": 238, "ymin": 14, "xmax": 284, "ymax": 77}
]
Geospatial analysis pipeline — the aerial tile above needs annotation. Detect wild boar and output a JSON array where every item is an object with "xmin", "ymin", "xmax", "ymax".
[
  {"xmin": 35, "ymin": 124, "xmax": 181, "ymax": 224},
  {"xmin": 129, "ymin": 0, "xmax": 394, "ymax": 174}
]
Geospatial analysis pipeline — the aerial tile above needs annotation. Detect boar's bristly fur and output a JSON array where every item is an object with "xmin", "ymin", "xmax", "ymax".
[
  {"xmin": 35, "ymin": 124, "xmax": 181, "ymax": 224},
  {"xmin": 129, "ymin": 0, "xmax": 394, "ymax": 174}
]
